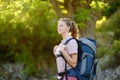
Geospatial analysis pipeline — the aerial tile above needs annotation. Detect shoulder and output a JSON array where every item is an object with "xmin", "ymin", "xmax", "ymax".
[
  {"xmin": 66, "ymin": 38, "xmax": 78, "ymax": 54},
  {"xmin": 69, "ymin": 39, "xmax": 77, "ymax": 43},
  {"xmin": 67, "ymin": 39, "xmax": 78, "ymax": 47}
]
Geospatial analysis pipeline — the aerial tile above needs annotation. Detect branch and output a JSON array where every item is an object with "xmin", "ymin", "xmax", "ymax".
[
  {"xmin": 72, "ymin": 0, "xmax": 81, "ymax": 13},
  {"xmin": 63, "ymin": 0, "xmax": 75, "ymax": 20},
  {"xmin": 50, "ymin": 0, "xmax": 65, "ymax": 18}
]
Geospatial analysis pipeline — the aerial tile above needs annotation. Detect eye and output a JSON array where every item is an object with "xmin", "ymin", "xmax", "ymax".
[{"xmin": 58, "ymin": 24, "xmax": 63, "ymax": 27}]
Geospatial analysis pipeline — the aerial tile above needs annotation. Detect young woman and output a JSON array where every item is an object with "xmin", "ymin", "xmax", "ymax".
[{"xmin": 53, "ymin": 18, "xmax": 79, "ymax": 80}]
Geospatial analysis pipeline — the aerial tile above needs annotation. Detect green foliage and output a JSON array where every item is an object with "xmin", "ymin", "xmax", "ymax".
[
  {"xmin": 111, "ymin": 40, "xmax": 120, "ymax": 59},
  {"xmin": 96, "ymin": 45, "xmax": 107, "ymax": 58},
  {"xmin": 90, "ymin": 1, "xmax": 108, "ymax": 11},
  {"xmin": 98, "ymin": 9, "xmax": 120, "ymax": 40},
  {"xmin": 16, "ymin": 46, "xmax": 36, "ymax": 76},
  {"xmin": 110, "ymin": 40, "xmax": 120, "ymax": 67},
  {"xmin": 100, "ymin": 40, "xmax": 120, "ymax": 69},
  {"xmin": 103, "ymin": 0, "xmax": 120, "ymax": 17},
  {"xmin": 24, "ymin": 62, "xmax": 36, "ymax": 76},
  {"xmin": 96, "ymin": 31, "xmax": 113, "ymax": 58},
  {"xmin": 0, "ymin": 0, "xmax": 120, "ymax": 78},
  {"xmin": 75, "ymin": 8, "xmax": 91, "ymax": 28},
  {"xmin": 96, "ymin": 9, "xmax": 120, "ymax": 68},
  {"xmin": 0, "ymin": 0, "xmax": 59, "ymax": 76}
]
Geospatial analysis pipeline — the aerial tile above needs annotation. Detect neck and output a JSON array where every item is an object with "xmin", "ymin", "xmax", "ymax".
[{"xmin": 62, "ymin": 33, "xmax": 71, "ymax": 41}]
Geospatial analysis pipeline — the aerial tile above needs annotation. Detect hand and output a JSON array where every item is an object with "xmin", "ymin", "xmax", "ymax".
[
  {"xmin": 59, "ymin": 44, "xmax": 66, "ymax": 53},
  {"xmin": 53, "ymin": 45, "xmax": 58, "ymax": 56}
]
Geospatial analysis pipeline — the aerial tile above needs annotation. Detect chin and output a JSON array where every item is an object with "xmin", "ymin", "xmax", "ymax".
[
  {"xmin": 58, "ymin": 32, "xmax": 62, "ymax": 35},
  {"xmin": 58, "ymin": 31, "xmax": 65, "ymax": 35},
  {"xmin": 58, "ymin": 31, "xmax": 62, "ymax": 34}
]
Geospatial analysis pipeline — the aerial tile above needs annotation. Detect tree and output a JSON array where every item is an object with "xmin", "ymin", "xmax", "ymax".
[
  {"xmin": 50, "ymin": 0, "xmax": 97, "ymax": 38},
  {"xmin": 50, "ymin": 0, "xmax": 119, "ymax": 38},
  {"xmin": 0, "ymin": 0, "xmax": 58, "ymax": 75}
]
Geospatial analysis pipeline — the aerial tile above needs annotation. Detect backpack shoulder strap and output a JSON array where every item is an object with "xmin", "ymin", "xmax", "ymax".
[
  {"xmin": 56, "ymin": 37, "xmax": 75, "ymax": 58},
  {"xmin": 63, "ymin": 37, "xmax": 75, "ymax": 45},
  {"xmin": 60, "ymin": 37, "xmax": 75, "ymax": 80}
]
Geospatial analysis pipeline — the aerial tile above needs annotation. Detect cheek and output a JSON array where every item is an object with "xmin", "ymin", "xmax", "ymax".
[{"xmin": 57, "ymin": 27, "xmax": 65, "ymax": 34}]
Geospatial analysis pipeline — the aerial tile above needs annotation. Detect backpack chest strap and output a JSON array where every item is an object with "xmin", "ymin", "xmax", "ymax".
[{"xmin": 56, "ymin": 54, "xmax": 63, "ymax": 58}]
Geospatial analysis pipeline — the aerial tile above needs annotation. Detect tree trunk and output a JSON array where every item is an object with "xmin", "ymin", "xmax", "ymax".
[
  {"xmin": 79, "ymin": 11, "xmax": 98, "ymax": 38},
  {"xmin": 50, "ymin": 0, "xmax": 99, "ymax": 38}
]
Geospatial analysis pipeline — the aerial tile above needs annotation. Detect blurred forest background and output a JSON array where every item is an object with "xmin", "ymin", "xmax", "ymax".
[{"xmin": 0, "ymin": 0, "xmax": 120, "ymax": 80}]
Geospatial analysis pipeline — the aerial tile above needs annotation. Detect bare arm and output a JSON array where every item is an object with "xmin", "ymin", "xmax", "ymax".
[{"xmin": 60, "ymin": 44, "xmax": 77, "ymax": 68}]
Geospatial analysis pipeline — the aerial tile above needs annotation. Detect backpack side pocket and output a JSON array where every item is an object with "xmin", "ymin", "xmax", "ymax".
[{"xmin": 79, "ymin": 53, "xmax": 93, "ymax": 76}]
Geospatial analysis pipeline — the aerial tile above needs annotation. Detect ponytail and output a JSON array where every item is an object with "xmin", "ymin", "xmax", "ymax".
[{"xmin": 70, "ymin": 21, "xmax": 79, "ymax": 39}]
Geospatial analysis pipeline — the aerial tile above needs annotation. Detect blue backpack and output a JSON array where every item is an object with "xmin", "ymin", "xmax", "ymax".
[{"xmin": 59, "ymin": 37, "xmax": 98, "ymax": 80}]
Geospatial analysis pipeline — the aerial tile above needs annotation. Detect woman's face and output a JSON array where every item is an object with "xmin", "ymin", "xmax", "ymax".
[{"xmin": 57, "ymin": 21, "xmax": 70, "ymax": 35}]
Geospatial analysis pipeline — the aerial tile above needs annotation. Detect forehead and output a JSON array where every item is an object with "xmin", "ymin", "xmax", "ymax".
[{"xmin": 58, "ymin": 20, "xmax": 66, "ymax": 25}]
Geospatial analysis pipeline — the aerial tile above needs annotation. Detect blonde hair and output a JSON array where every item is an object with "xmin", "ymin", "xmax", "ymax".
[{"xmin": 59, "ymin": 18, "xmax": 79, "ymax": 39}]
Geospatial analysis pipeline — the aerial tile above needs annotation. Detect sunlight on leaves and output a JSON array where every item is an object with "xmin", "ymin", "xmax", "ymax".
[
  {"xmin": 96, "ymin": 16, "xmax": 106, "ymax": 29},
  {"xmin": 61, "ymin": 9, "xmax": 68, "ymax": 14},
  {"xmin": 57, "ymin": 0, "xmax": 64, "ymax": 3},
  {"xmin": 90, "ymin": 1, "xmax": 108, "ymax": 10},
  {"xmin": 59, "ymin": 5, "xmax": 64, "ymax": 9}
]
